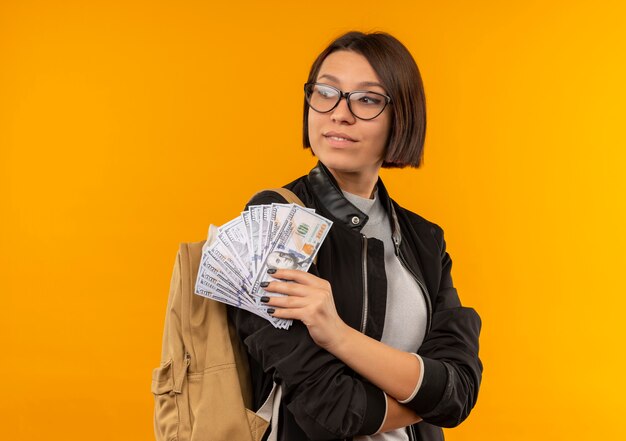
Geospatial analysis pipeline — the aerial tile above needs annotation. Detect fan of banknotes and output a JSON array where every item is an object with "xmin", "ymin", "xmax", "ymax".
[{"xmin": 194, "ymin": 203, "xmax": 333, "ymax": 329}]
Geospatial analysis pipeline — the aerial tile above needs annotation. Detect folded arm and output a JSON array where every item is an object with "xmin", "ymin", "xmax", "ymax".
[{"xmin": 265, "ymin": 223, "xmax": 483, "ymax": 429}]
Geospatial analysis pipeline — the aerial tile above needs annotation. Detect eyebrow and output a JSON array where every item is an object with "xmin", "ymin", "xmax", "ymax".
[{"xmin": 317, "ymin": 74, "xmax": 384, "ymax": 90}]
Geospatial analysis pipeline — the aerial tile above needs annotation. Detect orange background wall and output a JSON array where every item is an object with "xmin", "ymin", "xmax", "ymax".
[{"xmin": 2, "ymin": 1, "xmax": 625, "ymax": 439}]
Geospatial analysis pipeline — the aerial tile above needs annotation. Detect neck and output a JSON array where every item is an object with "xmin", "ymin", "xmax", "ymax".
[{"xmin": 325, "ymin": 165, "xmax": 380, "ymax": 199}]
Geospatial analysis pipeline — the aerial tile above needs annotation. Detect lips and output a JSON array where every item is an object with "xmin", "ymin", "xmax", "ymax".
[{"xmin": 323, "ymin": 131, "xmax": 356, "ymax": 142}]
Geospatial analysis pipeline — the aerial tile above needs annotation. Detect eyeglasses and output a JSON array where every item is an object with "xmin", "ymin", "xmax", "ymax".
[{"xmin": 304, "ymin": 82, "xmax": 391, "ymax": 121}]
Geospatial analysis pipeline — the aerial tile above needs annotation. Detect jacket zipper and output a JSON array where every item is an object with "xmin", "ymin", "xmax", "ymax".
[
  {"xmin": 360, "ymin": 236, "xmax": 422, "ymax": 441},
  {"xmin": 360, "ymin": 235, "xmax": 369, "ymax": 334},
  {"xmin": 394, "ymin": 237, "xmax": 432, "ymax": 335}
]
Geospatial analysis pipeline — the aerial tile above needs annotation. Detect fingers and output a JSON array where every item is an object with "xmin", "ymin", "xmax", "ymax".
[
  {"xmin": 262, "ymin": 283, "xmax": 332, "ymax": 319},
  {"xmin": 268, "ymin": 269, "xmax": 330, "ymax": 290},
  {"xmin": 262, "ymin": 294, "xmax": 308, "ymax": 309},
  {"xmin": 260, "ymin": 270, "xmax": 334, "ymax": 322},
  {"xmin": 267, "ymin": 305, "xmax": 304, "ymax": 321},
  {"xmin": 263, "ymin": 281, "xmax": 308, "ymax": 297},
  {"xmin": 262, "ymin": 279, "xmax": 327, "ymax": 298}
]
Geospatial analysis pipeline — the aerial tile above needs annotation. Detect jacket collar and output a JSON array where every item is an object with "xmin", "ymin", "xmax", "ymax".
[{"xmin": 307, "ymin": 161, "xmax": 402, "ymax": 246}]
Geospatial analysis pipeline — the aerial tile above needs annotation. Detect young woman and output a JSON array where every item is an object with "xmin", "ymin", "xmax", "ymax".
[{"xmin": 228, "ymin": 31, "xmax": 482, "ymax": 441}]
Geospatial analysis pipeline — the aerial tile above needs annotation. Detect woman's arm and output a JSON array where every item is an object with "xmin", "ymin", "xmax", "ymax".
[
  {"xmin": 378, "ymin": 396, "xmax": 423, "ymax": 433},
  {"xmin": 264, "ymin": 269, "xmax": 423, "ymax": 402},
  {"xmin": 264, "ymin": 224, "xmax": 483, "ymax": 429},
  {"xmin": 330, "ymin": 324, "xmax": 423, "ymax": 402}
]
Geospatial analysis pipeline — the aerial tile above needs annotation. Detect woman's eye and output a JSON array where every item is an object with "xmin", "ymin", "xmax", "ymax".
[
  {"xmin": 316, "ymin": 87, "xmax": 337, "ymax": 99},
  {"xmin": 358, "ymin": 94, "xmax": 382, "ymax": 105}
]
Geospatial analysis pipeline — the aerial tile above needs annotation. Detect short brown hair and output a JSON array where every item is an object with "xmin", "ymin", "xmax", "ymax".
[{"xmin": 303, "ymin": 31, "xmax": 427, "ymax": 168}]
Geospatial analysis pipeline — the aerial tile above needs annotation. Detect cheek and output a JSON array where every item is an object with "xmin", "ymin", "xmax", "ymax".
[
  {"xmin": 377, "ymin": 117, "xmax": 392, "ymax": 147},
  {"xmin": 308, "ymin": 109, "xmax": 320, "ymax": 131},
  {"xmin": 307, "ymin": 110, "xmax": 323, "ymax": 148},
  {"xmin": 382, "ymin": 112, "xmax": 392, "ymax": 136},
  {"xmin": 369, "ymin": 120, "xmax": 391, "ymax": 148}
]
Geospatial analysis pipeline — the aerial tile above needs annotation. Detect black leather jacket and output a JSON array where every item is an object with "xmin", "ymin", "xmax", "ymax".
[{"xmin": 228, "ymin": 162, "xmax": 482, "ymax": 441}]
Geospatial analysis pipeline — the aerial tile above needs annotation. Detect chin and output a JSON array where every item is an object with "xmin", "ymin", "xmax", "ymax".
[
  {"xmin": 311, "ymin": 142, "xmax": 382, "ymax": 177},
  {"xmin": 320, "ymin": 158, "xmax": 374, "ymax": 177},
  {"xmin": 314, "ymin": 151, "xmax": 356, "ymax": 173}
]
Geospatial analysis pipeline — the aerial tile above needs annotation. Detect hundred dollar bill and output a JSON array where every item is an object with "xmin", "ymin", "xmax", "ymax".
[
  {"xmin": 198, "ymin": 258, "xmax": 242, "ymax": 300},
  {"xmin": 195, "ymin": 202, "xmax": 332, "ymax": 329},
  {"xmin": 217, "ymin": 217, "xmax": 252, "ymax": 280},
  {"xmin": 249, "ymin": 206, "xmax": 262, "ymax": 273},
  {"xmin": 248, "ymin": 203, "xmax": 319, "ymax": 272},
  {"xmin": 197, "ymin": 215, "xmax": 260, "ymax": 313},
  {"xmin": 257, "ymin": 206, "xmax": 266, "ymax": 274},
  {"xmin": 262, "ymin": 204, "xmax": 316, "ymax": 263},
  {"xmin": 196, "ymin": 271, "xmax": 242, "ymax": 307},
  {"xmin": 200, "ymin": 253, "xmax": 263, "ymax": 312},
  {"xmin": 202, "ymin": 239, "xmax": 251, "ymax": 290},
  {"xmin": 260, "ymin": 205, "xmax": 271, "ymax": 268},
  {"xmin": 195, "ymin": 221, "xmax": 266, "ymax": 318},
  {"xmin": 263, "ymin": 204, "xmax": 293, "ymax": 264},
  {"xmin": 196, "ymin": 267, "xmax": 270, "ymax": 319},
  {"xmin": 271, "ymin": 205, "xmax": 330, "ymax": 271},
  {"xmin": 204, "ymin": 251, "xmax": 279, "ymax": 321},
  {"xmin": 216, "ymin": 233, "xmax": 250, "ymax": 283},
  {"xmin": 241, "ymin": 210, "xmax": 253, "ymax": 257},
  {"xmin": 251, "ymin": 205, "xmax": 332, "ymax": 327}
]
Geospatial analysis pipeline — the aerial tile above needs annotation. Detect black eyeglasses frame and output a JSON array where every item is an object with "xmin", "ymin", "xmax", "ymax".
[{"xmin": 304, "ymin": 82, "xmax": 392, "ymax": 121}]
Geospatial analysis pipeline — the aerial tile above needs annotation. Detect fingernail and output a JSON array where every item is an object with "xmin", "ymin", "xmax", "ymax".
[
  {"xmin": 267, "ymin": 308, "xmax": 275, "ymax": 314},
  {"xmin": 267, "ymin": 268, "xmax": 277, "ymax": 274},
  {"xmin": 260, "ymin": 296, "xmax": 270, "ymax": 303},
  {"xmin": 260, "ymin": 281, "xmax": 270, "ymax": 288}
]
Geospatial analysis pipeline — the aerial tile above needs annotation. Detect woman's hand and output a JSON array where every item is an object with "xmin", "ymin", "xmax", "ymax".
[{"xmin": 260, "ymin": 269, "xmax": 349, "ymax": 350}]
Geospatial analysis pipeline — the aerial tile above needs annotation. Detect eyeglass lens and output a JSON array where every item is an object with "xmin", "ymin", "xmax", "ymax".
[{"xmin": 305, "ymin": 83, "xmax": 388, "ymax": 120}]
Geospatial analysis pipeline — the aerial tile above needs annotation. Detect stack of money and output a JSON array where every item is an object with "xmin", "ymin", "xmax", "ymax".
[{"xmin": 194, "ymin": 203, "xmax": 333, "ymax": 329}]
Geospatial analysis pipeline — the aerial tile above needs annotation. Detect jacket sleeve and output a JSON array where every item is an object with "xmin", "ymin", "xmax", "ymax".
[
  {"xmin": 402, "ymin": 224, "xmax": 483, "ymax": 428},
  {"xmin": 229, "ymin": 191, "xmax": 387, "ymax": 440}
]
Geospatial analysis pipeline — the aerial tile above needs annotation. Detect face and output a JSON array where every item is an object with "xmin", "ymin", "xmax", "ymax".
[
  {"xmin": 308, "ymin": 50, "xmax": 391, "ymax": 178},
  {"xmin": 267, "ymin": 251, "xmax": 298, "ymax": 270}
]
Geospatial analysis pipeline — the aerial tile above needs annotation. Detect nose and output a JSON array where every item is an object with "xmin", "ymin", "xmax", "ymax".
[{"xmin": 330, "ymin": 95, "xmax": 356, "ymax": 124}]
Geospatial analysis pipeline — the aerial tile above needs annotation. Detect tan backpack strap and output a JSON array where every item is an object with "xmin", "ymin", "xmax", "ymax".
[{"xmin": 253, "ymin": 188, "xmax": 306, "ymax": 207}]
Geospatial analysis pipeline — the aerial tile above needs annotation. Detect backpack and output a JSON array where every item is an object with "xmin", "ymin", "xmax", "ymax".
[{"xmin": 152, "ymin": 188, "xmax": 306, "ymax": 441}]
